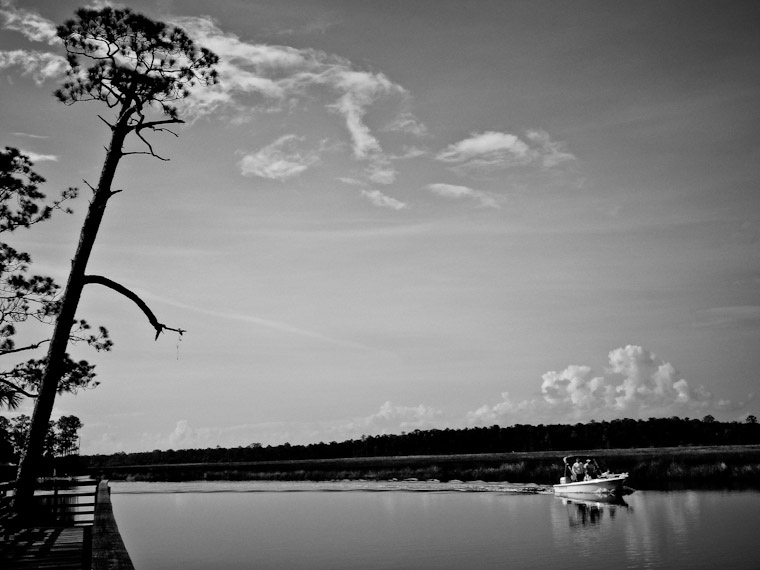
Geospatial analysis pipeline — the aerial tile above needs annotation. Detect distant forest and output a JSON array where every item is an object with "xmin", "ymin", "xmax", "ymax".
[{"xmin": 86, "ymin": 416, "xmax": 760, "ymax": 468}]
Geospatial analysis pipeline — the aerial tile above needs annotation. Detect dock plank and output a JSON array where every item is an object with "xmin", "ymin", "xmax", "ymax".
[{"xmin": 0, "ymin": 526, "xmax": 87, "ymax": 569}]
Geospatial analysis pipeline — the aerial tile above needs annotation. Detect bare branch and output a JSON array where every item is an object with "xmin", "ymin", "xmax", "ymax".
[
  {"xmin": 135, "ymin": 118, "xmax": 185, "ymax": 131},
  {"xmin": 0, "ymin": 339, "xmax": 50, "ymax": 356},
  {"xmin": 97, "ymin": 114, "xmax": 115, "ymax": 129},
  {"xmin": 0, "ymin": 377, "xmax": 37, "ymax": 398},
  {"xmin": 84, "ymin": 275, "xmax": 185, "ymax": 339},
  {"xmin": 133, "ymin": 128, "xmax": 169, "ymax": 160}
]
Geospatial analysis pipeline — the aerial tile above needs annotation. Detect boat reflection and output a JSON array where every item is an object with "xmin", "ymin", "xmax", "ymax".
[{"xmin": 556, "ymin": 492, "xmax": 630, "ymax": 528}]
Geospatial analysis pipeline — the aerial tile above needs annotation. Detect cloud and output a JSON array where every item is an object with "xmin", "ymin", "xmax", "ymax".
[
  {"xmin": 238, "ymin": 134, "xmax": 320, "ymax": 180},
  {"xmin": 361, "ymin": 189, "xmax": 407, "ymax": 210},
  {"xmin": 20, "ymin": 150, "xmax": 57, "ymax": 162},
  {"xmin": 437, "ymin": 131, "xmax": 530, "ymax": 164},
  {"xmin": 326, "ymin": 70, "xmax": 402, "ymax": 159},
  {"xmin": 343, "ymin": 401, "xmax": 443, "ymax": 434},
  {"xmin": 168, "ymin": 419, "xmax": 195, "ymax": 447},
  {"xmin": 364, "ymin": 159, "xmax": 397, "ymax": 185},
  {"xmin": 130, "ymin": 403, "xmax": 443, "ymax": 451},
  {"xmin": 436, "ymin": 130, "xmax": 576, "ymax": 175},
  {"xmin": 273, "ymin": 17, "xmax": 340, "ymax": 37},
  {"xmin": 467, "ymin": 345, "xmax": 746, "ymax": 426},
  {"xmin": 525, "ymin": 129, "xmax": 576, "ymax": 168},
  {"xmin": 425, "ymin": 183, "xmax": 499, "ymax": 209},
  {"xmin": 384, "ymin": 112, "xmax": 428, "ymax": 137},
  {"xmin": 11, "ymin": 132, "xmax": 48, "ymax": 139},
  {"xmin": 1, "ymin": 7, "xmax": 419, "ymax": 194},
  {"xmin": 175, "ymin": 16, "xmax": 414, "ymax": 167},
  {"xmin": 0, "ymin": 0, "xmax": 59, "ymax": 44},
  {"xmin": 694, "ymin": 306, "xmax": 760, "ymax": 329},
  {"xmin": 0, "ymin": 49, "xmax": 66, "ymax": 84}
]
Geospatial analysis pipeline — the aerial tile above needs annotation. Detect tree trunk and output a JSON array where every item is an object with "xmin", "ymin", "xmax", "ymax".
[{"xmin": 13, "ymin": 123, "xmax": 128, "ymax": 518}]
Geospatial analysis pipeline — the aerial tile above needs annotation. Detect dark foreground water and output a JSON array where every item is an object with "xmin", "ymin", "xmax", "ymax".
[{"xmin": 111, "ymin": 481, "xmax": 760, "ymax": 570}]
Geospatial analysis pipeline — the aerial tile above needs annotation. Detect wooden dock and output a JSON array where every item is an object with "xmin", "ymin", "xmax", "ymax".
[
  {"xmin": 0, "ymin": 526, "xmax": 91, "ymax": 569},
  {"xmin": 0, "ymin": 479, "xmax": 134, "ymax": 570}
]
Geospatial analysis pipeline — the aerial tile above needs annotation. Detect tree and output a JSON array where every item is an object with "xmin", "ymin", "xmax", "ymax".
[
  {"xmin": 54, "ymin": 415, "xmax": 83, "ymax": 457},
  {"xmin": 14, "ymin": 7, "xmax": 218, "ymax": 516},
  {"xmin": 0, "ymin": 414, "xmax": 83, "ymax": 462},
  {"xmin": 0, "ymin": 147, "xmax": 107, "ymax": 409}
]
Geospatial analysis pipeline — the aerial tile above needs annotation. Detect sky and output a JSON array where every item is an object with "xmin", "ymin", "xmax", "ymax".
[{"xmin": 1, "ymin": 0, "xmax": 759, "ymax": 454}]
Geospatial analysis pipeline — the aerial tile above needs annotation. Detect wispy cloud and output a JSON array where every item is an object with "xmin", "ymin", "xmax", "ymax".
[
  {"xmin": 238, "ymin": 134, "xmax": 320, "ymax": 180},
  {"xmin": 0, "ymin": 49, "xmax": 66, "ymax": 84},
  {"xmin": 273, "ymin": 17, "xmax": 340, "ymax": 37},
  {"xmin": 2, "ymin": 6, "xmax": 422, "ymax": 198},
  {"xmin": 12, "ymin": 132, "xmax": 49, "ymax": 139},
  {"xmin": 0, "ymin": 0, "xmax": 59, "ymax": 44},
  {"xmin": 436, "ymin": 130, "xmax": 576, "ymax": 175},
  {"xmin": 0, "ymin": 1, "xmax": 65, "ymax": 83},
  {"xmin": 425, "ymin": 183, "xmax": 499, "ymax": 209},
  {"xmin": 525, "ymin": 129, "xmax": 576, "ymax": 168},
  {"xmin": 138, "ymin": 290, "xmax": 371, "ymax": 350},
  {"xmin": 361, "ymin": 189, "xmax": 407, "ymax": 210},
  {"xmin": 174, "ymin": 16, "xmax": 418, "ymax": 182},
  {"xmin": 384, "ymin": 112, "xmax": 428, "ymax": 137},
  {"xmin": 17, "ymin": 149, "xmax": 57, "ymax": 162},
  {"xmin": 693, "ymin": 306, "xmax": 760, "ymax": 329}
]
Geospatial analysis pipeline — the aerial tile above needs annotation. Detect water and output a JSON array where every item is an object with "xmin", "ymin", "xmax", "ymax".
[{"xmin": 110, "ymin": 481, "xmax": 760, "ymax": 570}]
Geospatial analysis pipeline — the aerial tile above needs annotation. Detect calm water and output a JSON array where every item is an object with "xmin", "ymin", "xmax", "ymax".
[{"xmin": 111, "ymin": 481, "xmax": 760, "ymax": 570}]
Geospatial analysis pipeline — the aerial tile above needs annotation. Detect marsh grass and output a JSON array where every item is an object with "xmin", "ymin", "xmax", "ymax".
[{"xmin": 105, "ymin": 445, "xmax": 760, "ymax": 489}]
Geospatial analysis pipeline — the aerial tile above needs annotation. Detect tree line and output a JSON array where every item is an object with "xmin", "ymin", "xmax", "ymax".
[
  {"xmin": 0, "ymin": 414, "xmax": 82, "ymax": 464},
  {"xmin": 85, "ymin": 415, "xmax": 760, "ymax": 469}
]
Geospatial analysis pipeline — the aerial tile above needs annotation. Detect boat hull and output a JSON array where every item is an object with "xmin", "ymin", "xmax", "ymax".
[
  {"xmin": 555, "ymin": 492, "xmax": 629, "ymax": 507},
  {"xmin": 553, "ymin": 474, "xmax": 627, "ymax": 495}
]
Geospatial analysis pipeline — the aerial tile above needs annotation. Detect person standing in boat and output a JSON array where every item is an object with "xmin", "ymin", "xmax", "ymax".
[
  {"xmin": 571, "ymin": 458, "xmax": 585, "ymax": 481},
  {"xmin": 584, "ymin": 459, "xmax": 598, "ymax": 480}
]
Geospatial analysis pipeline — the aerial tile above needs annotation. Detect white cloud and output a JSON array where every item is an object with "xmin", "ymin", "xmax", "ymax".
[
  {"xmin": 175, "ymin": 16, "xmax": 414, "ymax": 171},
  {"xmin": 437, "ymin": 131, "xmax": 530, "ymax": 164},
  {"xmin": 436, "ymin": 130, "xmax": 576, "ymax": 175},
  {"xmin": 326, "ymin": 70, "xmax": 401, "ymax": 159},
  {"xmin": 425, "ymin": 183, "xmax": 499, "ymax": 209},
  {"xmin": 346, "ymin": 401, "xmax": 443, "ymax": 433},
  {"xmin": 364, "ymin": 159, "xmax": 397, "ymax": 185},
  {"xmin": 0, "ymin": 49, "xmax": 66, "ymax": 84},
  {"xmin": 392, "ymin": 146, "xmax": 427, "ymax": 160},
  {"xmin": 467, "ymin": 345, "xmax": 746, "ymax": 426},
  {"xmin": 361, "ymin": 189, "xmax": 407, "ymax": 210},
  {"xmin": 525, "ymin": 129, "xmax": 576, "ymax": 168},
  {"xmin": 1, "ymin": 8, "xmax": 419, "ymax": 193},
  {"xmin": 238, "ymin": 134, "xmax": 320, "ymax": 180},
  {"xmin": 20, "ymin": 150, "xmax": 57, "ymax": 162},
  {"xmin": 384, "ymin": 112, "xmax": 427, "ymax": 137},
  {"xmin": 0, "ymin": 0, "xmax": 59, "ymax": 44},
  {"xmin": 168, "ymin": 419, "xmax": 196, "ymax": 447}
]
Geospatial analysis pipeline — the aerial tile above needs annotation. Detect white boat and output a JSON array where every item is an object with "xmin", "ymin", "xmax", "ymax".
[{"xmin": 553, "ymin": 456, "xmax": 628, "ymax": 495}]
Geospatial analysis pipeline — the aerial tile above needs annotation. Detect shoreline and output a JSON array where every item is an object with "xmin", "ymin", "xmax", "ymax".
[{"xmin": 90, "ymin": 445, "xmax": 760, "ymax": 490}]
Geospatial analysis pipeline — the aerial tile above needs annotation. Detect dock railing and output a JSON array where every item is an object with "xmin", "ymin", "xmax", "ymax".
[{"xmin": 1, "ymin": 476, "xmax": 100, "ymax": 568}]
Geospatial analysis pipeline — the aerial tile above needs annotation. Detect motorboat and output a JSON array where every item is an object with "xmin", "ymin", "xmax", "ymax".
[{"xmin": 553, "ymin": 456, "xmax": 628, "ymax": 495}]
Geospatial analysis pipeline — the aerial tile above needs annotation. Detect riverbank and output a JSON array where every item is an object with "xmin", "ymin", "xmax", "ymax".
[{"xmin": 91, "ymin": 445, "xmax": 760, "ymax": 489}]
